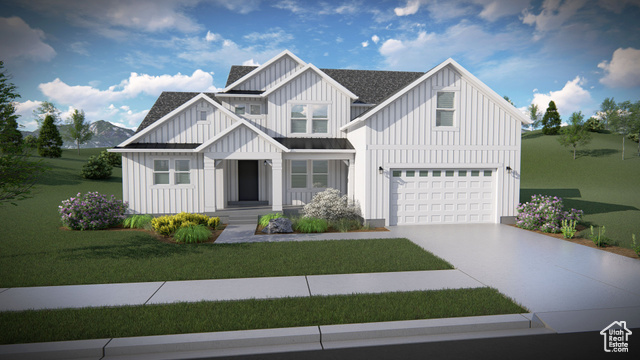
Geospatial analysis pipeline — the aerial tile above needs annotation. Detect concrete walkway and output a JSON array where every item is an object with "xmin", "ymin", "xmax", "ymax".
[
  {"xmin": 0, "ymin": 270, "xmax": 483, "ymax": 312},
  {"xmin": 216, "ymin": 224, "xmax": 397, "ymax": 243}
]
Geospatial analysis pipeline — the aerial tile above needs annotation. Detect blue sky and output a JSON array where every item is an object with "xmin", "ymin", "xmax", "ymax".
[{"xmin": 2, "ymin": 0, "xmax": 639, "ymax": 131}]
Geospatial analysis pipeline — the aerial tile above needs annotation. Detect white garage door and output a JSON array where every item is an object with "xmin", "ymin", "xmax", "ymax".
[{"xmin": 390, "ymin": 169, "xmax": 496, "ymax": 225}]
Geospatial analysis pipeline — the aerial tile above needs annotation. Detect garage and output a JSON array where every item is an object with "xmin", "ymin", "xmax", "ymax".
[{"xmin": 390, "ymin": 169, "xmax": 496, "ymax": 225}]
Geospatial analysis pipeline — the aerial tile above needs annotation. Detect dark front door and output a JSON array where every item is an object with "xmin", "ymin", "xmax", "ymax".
[{"xmin": 237, "ymin": 160, "xmax": 259, "ymax": 201}]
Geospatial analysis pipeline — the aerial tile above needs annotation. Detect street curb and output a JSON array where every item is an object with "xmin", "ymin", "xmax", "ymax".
[{"xmin": 0, "ymin": 313, "xmax": 552, "ymax": 360}]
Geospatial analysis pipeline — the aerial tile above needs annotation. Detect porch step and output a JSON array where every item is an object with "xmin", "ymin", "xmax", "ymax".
[{"xmin": 228, "ymin": 215, "xmax": 260, "ymax": 225}]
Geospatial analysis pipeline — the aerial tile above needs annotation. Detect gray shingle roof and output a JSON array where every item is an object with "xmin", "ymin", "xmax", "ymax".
[
  {"xmin": 135, "ymin": 92, "xmax": 217, "ymax": 133},
  {"xmin": 273, "ymin": 137, "xmax": 353, "ymax": 150},
  {"xmin": 225, "ymin": 66, "xmax": 424, "ymax": 104}
]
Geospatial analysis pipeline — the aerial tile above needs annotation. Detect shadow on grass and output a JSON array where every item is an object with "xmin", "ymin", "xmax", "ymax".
[
  {"xmin": 59, "ymin": 235, "xmax": 208, "ymax": 260},
  {"xmin": 575, "ymin": 148, "xmax": 620, "ymax": 158},
  {"xmin": 520, "ymin": 188, "xmax": 638, "ymax": 215}
]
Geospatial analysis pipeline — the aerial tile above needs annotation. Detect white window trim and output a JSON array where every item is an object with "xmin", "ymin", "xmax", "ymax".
[
  {"xmin": 233, "ymin": 102, "xmax": 263, "ymax": 117},
  {"xmin": 433, "ymin": 88, "xmax": 460, "ymax": 131},
  {"xmin": 288, "ymin": 102, "xmax": 330, "ymax": 137},
  {"xmin": 150, "ymin": 157, "xmax": 195, "ymax": 188},
  {"xmin": 288, "ymin": 160, "xmax": 329, "ymax": 190},
  {"xmin": 196, "ymin": 102, "xmax": 212, "ymax": 124}
]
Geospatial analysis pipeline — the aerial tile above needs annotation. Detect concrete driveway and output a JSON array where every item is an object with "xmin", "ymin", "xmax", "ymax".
[{"xmin": 388, "ymin": 224, "xmax": 640, "ymax": 333}]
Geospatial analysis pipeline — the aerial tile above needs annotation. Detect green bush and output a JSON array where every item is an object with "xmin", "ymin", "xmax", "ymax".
[
  {"xmin": 590, "ymin": 225, "xmax": 610, "ymax": 247},
  {"xmin": 173, "ymin": 225, "xmax": 211, "ymax": 244},
  {"xmin": 330, "ymin": 218, "xmax": 362, "ymax": 232},
  {"xmin": 123, "ymin": 214, "xmax": 153, "ymax": 229},
  {"xmin": 207, "ymin": 217, "xmax": 221, "ymax": 229},
  {"xmin": 81, "ymin": 155, "xmax": 113, "ymax": 180},
  {"xmin": 294, "ymin": 217, "xmax": 328, "ymax": 233},
  {"xmin": 585, "ymin": 117, "xmax": 605, "ymax": 132},
  {"xmin": 99, "ymin": 150, "xmax": 122, "ymax": 167},
  {"xmin": 259, "ymin": 213, "xmax": 284, "ymax": 227}
]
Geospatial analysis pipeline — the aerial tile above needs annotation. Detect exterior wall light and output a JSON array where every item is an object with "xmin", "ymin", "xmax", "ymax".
[
  {"xmin": 379, "ymin": 166, "xmax": 384, "ymax": 174},
  {"xmin": 506, "ymin": 166, "xmax": 512, "ymax": 173}
]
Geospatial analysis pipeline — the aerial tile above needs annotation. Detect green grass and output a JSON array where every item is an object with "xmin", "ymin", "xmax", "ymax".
[
  {"xmin": 521, "ymin": 131, "xmax": 640, "ymax": 248},
  {"xmin": 0, "ymin": 288, "xmax": 526, "ymax": 345}
]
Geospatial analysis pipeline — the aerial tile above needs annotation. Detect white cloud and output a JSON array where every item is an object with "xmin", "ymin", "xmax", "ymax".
[
  {"xmin": 379, "ymin": 22, "xmax": 522, "ymax": 69},
  {"xmin": 243, "ymin": 29, "xmax": 294, "ymax": 44},
  {"xmin": 0, "ymin": 17, "xmax": 55, "ymax": 62},
  {"xmin": 371, "ymin": 34, "xmax": 380, "ymax": 44},
  {"xmin": 336, "ymin": 37, "xmax": 344, "ymax": 43},
  {"xmin": 69, "ymin": 41, "xmax": 89, "ymax": 56},
  {"xmin": 361, "ymin": 41, "xmax": 369, "ymax": 48},
  {"xmin": 205, "ymin": 31, "xmax": 222, "ymax": 42},
  {"xmin": 531, "ymin": 76, "xmax": 592, "ymax": 117},
  {"xmin": 242, "ymin": 59, "xmax": 260, "ymax": 66},
  {"xmin": 14, "ymin": 100, "xmax": 42, "ymax": 130},
  {"xmin": 471, "ymin": 0, "xmax": 531, "ymax": 21},
  {"xmin": 522, "ymin": 0, "xmax": 587, "ymax": 39},
  {"xmin": 273, "ymin": 0, "xmax": 305, "ymax": 13},
  {"xmin": 598, "ymin": 47, "xmax": 640, "ymax": 88},
  {"xmin": 395, "ymin": 0, "xmax": 421, "ymax": 16}
]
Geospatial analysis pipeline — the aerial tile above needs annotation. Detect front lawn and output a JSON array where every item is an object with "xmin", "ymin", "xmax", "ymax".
[
  {"xmin": 0, "ymin": 288, "xmax": 526, "ymax": 345},
  {"xmin": 521, "ymin": 131, "xmax": 640, "ymax": 248}
]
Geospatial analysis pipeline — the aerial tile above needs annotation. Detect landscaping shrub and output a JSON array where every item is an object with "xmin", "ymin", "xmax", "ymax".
[
  {"xmin": 173, "ymin": 225, "xmax": 211, "ymax": 244},
  {"xmin": 330, "ymin": 218, "xmax": 362, "ymax": 232},
  {"xmin": 302, "ymin": 188, "xmax": 361, "ymax": 222},
  {"xmin": 294, "ymin": 217, "xmax": 328, "ymax": 233},
  {"xmin": 584, "ymin": 117, "xmax": 605, "ymax": 132},
  {"xmin": 99, "ymin": 150, "xmax": 122, "ymax": 167},
  {"xmin": 151, "ymin": 213, "xmax": 220, "ymax": 236},
  {"xmin": 81, "ymin": 155, "xmax": 113, "ymax": 180},
  {"xmin": 123, "ymin": 214, "xmax": 153, "ymax": 229},
  {"xmin": 259, "ymin": 213, "xmax": 284, "ymax": 227},
  {"xmin": 560, "ymin": 219, "xmax": 577, "ymax": 239},
  {"xmin": 59, "ymin": 192, "xmax": 128, "ymax": 230},
  {"xmin": 631, "ymin": 234, "xmax": 640, "ymax": 256},
  {"xmin": 516, "ymin": 194, "xmax": 583, "ymax": 233},
  {"xmin": 590, "ymin": 225, "xmax": 610, "ymax": 247}
]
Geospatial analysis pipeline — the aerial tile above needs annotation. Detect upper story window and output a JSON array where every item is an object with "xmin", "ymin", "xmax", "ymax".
[
  {"xmin": 199, "ymin": 111, "xmax": 207, "ymax": 121},
  {"xmin": 291, "ymin": 104, "xmax": 328, "ymax": 134},
  {"xmin": 235, "ymin": 103, "xmax": 262, "ymax": 116},
  {"xmin": 235, "ymin": 105, "xmax": 246, "ymax": 115},
  {"xmin": 436, "ymin": 91, "xmax": 455, "ymax": 127},
  {"xmin": 153, "ymin": 159, "xmax": 190, "ymax": 186}
]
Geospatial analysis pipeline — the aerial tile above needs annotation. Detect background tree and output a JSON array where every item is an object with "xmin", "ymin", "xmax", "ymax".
[
  {"xmin": 0, "ymin": 60, "xmax": 23, "ymax": 154},
  {"xmin": 37, "ymin": 114, "xmax": 63, "ymax": 158},
  {"xmin": 598, "ymin": 97, "xmax": 618, "ymax": 125},
  {"xmin": 64, "ymin": 109, "xmax": 92, "ymax": 154},
  {"xmin": 557, "ymin": 111, "xmax": 591, "ymax": 160},
  {"xmin": 503, "ymin": 95, "xmax": 515, "ymax": 106},
  {"xmin": 527, "ymin": 103, "xmax": 542, "ymax": 130},
  {"xmin": 32, "ymin": 101, "xmax": 60, "ymax": 128},
  {"xmin": 542, "ymin": 100, "xmax": 562, "ymax": 135},
  {"xmin": 607, "ymin": 99, "xmax": 640, "ymax": 160}
]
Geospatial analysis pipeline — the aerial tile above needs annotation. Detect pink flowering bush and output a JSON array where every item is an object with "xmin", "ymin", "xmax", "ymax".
[
  {"xmin": 516, "ymin": 194, "xmax": 583, "ymax": 233},
  {"xmin": 59, "ymin": 192, "xmax": 128, "ymax": 230}
]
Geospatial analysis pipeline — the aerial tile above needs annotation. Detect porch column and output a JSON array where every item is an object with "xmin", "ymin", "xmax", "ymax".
[
  {"xmin": 271, "ymin": 158, "xmax": 283, "ymax": 212},
  {"xmin": 203, "ymin": 156, "xmax": 216, "ymax": 212},
  {"xmin": 347, "ymin": 159, "xmax": 355, "ymax": 201},
  {"xmin": 215, "ymin": 160, "xmax": 225, "ymax": 210}
]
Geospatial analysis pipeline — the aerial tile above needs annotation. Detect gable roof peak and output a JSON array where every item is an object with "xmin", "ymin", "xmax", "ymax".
[{"xmin": 222, "ymin": 49, "xmax": 306, "ymax": 92}]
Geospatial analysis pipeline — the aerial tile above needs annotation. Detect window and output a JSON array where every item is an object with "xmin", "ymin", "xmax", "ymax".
[
  {"xmin": 392, "ymin": 170, "xmax": 401, "ymax": 177},
  {"xmin": 199, "ymin": 111, "xmax": 207, "ymax": 121},
  {"xmin": 154, "ymin": 160, "xmax": 169, "ymax": 185},
  {"xmin": 471, "ymin": 170, "xmax": 480, "ymax": 177},
  {"xmin": 175, "ymin": 160, "xmax": 190, "ymax": 185},
  {"xmin": 312, "ymin": 161, "xmax": 328, "ymax": 188},
  {"xmin": 458, "ymin": 170, "xmax": 467, "ymax": 177},
  {"xmin": 291, "ymin": 160, "xmax": 328, "ymax": 189},
  {"xmin": 250, "ymin": 104, "xmax": 261, "ymax": 115},
  {"xmin": 290, "ymin": 104, "xmax": 328, "ymax": 134},
  {"xmin": 446, "ymin": 170, "xmax": 454, "ymax": 177},
  {"xmin": 484, "ymin": 170, "xmax": 492, "ymax": 177},
  {"xmin": 235, "ymin": 105, "xmax": 246, "ymax": 115},
  {"xmin": 433, "ymin": 170, "xmax": 441, "ymax": 177},
  {"xmin": 436, "ymin": 92, "xmax": 455, "ymax": 127},
  {"xmin": 406, "ymin": 170, "xmax": 415, "ymax": 177},
  {"xmin": 419, "ymin": 170, "xmax": 428, "ymax": 177}
]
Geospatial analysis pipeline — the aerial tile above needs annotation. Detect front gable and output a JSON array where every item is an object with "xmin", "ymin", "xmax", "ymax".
[
  {"xmin": 197, "ymin": 120, "xmax": 288, "ymax": 157},
  {"xmin": 223, "ymin": 50, "xmax": 306, "ymax": 92}
]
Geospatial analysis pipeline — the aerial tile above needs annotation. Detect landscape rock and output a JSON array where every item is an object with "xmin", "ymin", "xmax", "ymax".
[{"xmin": 262, "ymin": 218, "xmax": 293, "ymax": 234}]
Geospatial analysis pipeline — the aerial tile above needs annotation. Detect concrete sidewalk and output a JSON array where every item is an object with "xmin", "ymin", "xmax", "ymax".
[{"xmin": 0, "ymin": 270, "xmax": 484, "ymax": 312}]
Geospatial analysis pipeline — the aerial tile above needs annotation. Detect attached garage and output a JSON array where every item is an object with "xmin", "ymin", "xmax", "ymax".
[{"xmin": 390, "ymin": 168, "xmax": 497, "ymax": 225}]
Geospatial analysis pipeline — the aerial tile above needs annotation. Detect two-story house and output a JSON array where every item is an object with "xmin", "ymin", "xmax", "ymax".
[{"xmin": 111, "ymin": 50, "xmax": 530, "ymax": 226}]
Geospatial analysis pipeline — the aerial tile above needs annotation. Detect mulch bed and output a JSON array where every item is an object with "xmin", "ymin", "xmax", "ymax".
[
  {"xmin": 60, "ymin": 225, "xmax": 227, "ymax": 244},
  {"xmin": 255, "ymin": 224, "xmax": 389, "ymax": 235},
  {"xmin": 510, "ymin": 225, "xmax": 639, "ymax": 260}
]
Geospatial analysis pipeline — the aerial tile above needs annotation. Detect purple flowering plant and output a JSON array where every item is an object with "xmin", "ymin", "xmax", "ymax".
[
  {"xmin": 516, "ymin": 194, "xmax": 583, "ymax": 233},
  {"xmin": 58, "ymin": 192, "xmax": 128, "ymax": 230}
]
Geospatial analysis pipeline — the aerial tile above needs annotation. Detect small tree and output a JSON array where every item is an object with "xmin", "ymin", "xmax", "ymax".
[
  {"xmin": 542, "ymin": 101, "xmax": 562, "ymax": 135},
  {"xmin": 607, "ymin": 100, "xmax": 640, "ymax": 160},
  {"xmin": 527, "ymin": 103, "xmax": 542, "ymax": 130},
  {"xmin": 32, "ymin": 101, "xmax": 60, "ymax": 128},
  {"xmin": 584, "ymin": 117, "xmax": 605, "ymax": 132},
  {"xmin": 81, "ymin": 155, "xmax": 113, "ymax": 180},
  {"xmin": 557, "ymin": 111, "xmax": 591, "ymax": 159},
  {"xmin": 64, "ymin": 109, "xmax": 93, "ymax": 155},
  {"xmin": 37, "ymin": 114, "xmax": 63, "ymax": 158},
  {"xmin": 0, "ymin": 146, "xmax": 46, "ymax": 205},
  {"xmin": 0, "ymin": 60, "xmax": 23, "ymax": 154}
]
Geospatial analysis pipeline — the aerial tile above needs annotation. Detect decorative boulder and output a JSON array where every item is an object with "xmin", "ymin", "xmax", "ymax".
[{"xmin": 262, "ymin": 217, "xmax": 293, "ymax": 234}]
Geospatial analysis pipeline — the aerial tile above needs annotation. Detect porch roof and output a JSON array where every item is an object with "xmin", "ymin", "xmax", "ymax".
[{"xmin": 273, "ymin": 137, "xmax": 354, "ymax": 150}]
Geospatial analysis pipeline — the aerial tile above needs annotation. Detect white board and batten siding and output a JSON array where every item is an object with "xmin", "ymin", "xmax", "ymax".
[
  {"xmin": 121, "ymin": 152, "xmax": 204, "ymax": 214},
  {"xmin": 138, "ymin": 100, "xmax": 236, "ymax": 144},
  {"xmin": 355, "ymin": 65, "xmax": 521, "ymax": 224},
  {"xmin": 267, "ymin": 69, "xmax": 352, "ymax": 139},
  {"xmin": 235, "ymin": 55, "xmax": 303, "ymax": 92}
]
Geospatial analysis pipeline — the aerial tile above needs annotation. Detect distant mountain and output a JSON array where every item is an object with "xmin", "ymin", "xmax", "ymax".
[{"xmin": 21, "ymin": 120, "xmax": 135, "ymax": 149}]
